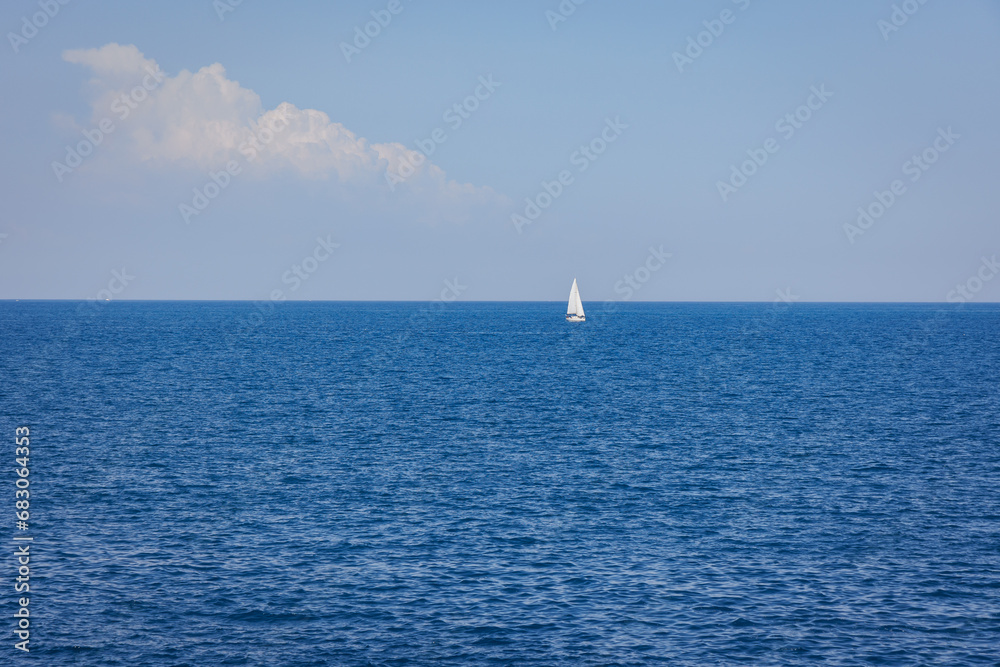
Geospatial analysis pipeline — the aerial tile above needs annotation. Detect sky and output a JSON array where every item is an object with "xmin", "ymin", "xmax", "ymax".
[{"xmin": 1, "ymin": 0, "xmax": 998, "ymax": 302}]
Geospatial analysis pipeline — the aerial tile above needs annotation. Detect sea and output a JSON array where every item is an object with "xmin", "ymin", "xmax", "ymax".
[{"xmin": 1, "ymin": 301, "xmax": 998, "ymax": 666}]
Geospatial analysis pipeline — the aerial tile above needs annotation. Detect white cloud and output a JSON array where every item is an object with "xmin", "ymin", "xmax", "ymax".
[{"xmin": 61, "ymin": 43, "xmax": 505, "ymax": 219}]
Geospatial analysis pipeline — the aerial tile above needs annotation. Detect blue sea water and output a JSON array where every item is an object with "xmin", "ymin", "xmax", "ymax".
[{"xmin": 1, "ymin": 301, "xmax": 999, "ymax": 666}]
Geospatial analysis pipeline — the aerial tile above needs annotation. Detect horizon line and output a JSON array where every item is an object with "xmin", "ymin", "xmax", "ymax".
[{"xmin": 1, "ymin": 299, "xmax": 994, "ymax": 305}]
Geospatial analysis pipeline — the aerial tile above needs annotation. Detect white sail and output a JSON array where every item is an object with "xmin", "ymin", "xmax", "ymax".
[{"xmin": 567, "ymin": 279, "xmax": 585, "ymax": 319}]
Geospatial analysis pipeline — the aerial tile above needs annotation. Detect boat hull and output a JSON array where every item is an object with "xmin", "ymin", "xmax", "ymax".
[{"xmin": 566, "ymin": 315, "xmax": 585, "ymax": 322}]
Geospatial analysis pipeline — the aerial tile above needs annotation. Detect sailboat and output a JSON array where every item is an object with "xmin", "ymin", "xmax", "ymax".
[{"xmin": 566, "ymin": 279, "xmax": 585, "ymax": 322}]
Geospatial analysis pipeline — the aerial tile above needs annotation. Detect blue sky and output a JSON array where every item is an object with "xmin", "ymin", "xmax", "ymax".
[{"xmin": 1, "ymin": 0, "xmax": 998, "ymax": 301}]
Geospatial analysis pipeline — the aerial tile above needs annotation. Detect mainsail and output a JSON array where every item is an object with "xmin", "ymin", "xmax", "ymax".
[{"xmin": 567, "ymin": 279, "xmax": 585, "ymax": 319}]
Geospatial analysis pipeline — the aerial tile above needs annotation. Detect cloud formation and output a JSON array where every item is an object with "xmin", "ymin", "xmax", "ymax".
[{"xmin": 61, "ymin": 43, "xmax": 503, "ymax": 219}]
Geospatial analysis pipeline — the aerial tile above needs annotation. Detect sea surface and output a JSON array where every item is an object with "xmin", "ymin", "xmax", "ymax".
[{"xmin": 1, "ymin": 301, "xmax": 998, "ymax": 666}]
